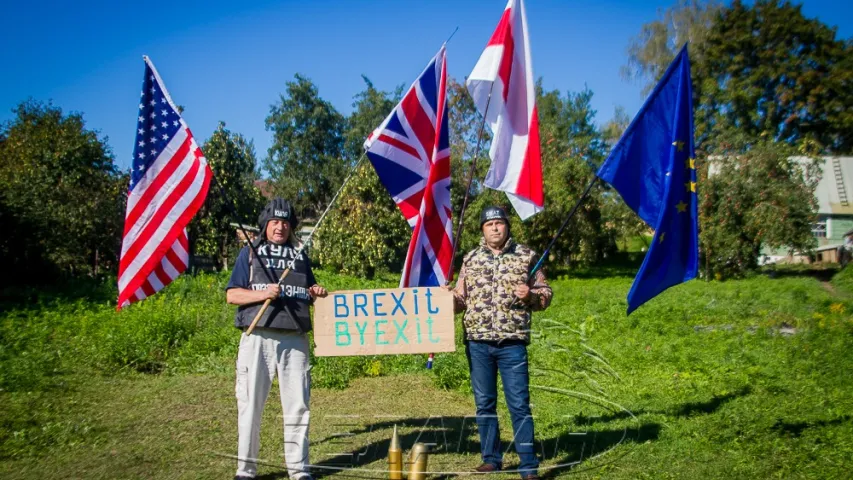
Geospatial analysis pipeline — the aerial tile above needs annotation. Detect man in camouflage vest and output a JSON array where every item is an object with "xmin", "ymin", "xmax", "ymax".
[
  {"xmin": 226, "ymin": 197, "xmax": 327, "ymax": 480},
  {"xmin": 449, "ymin": 206, "xmax": 552, "ymax": 480}
]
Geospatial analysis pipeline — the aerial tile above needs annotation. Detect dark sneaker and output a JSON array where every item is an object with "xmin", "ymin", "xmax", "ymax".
[
  {"xmin": 474, "ymin": 463, "xmax": 501, "ymax": 473},
  {"xmin": 522, "ymin": 475, "xmax": 540, "ymax": 480}
]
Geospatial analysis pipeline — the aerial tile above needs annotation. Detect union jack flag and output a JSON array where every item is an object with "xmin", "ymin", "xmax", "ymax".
[
  {"xmin": 364, "ymin": 46, "xmax": 452, "ymax": 287},
  {"xmin": 117, "ymin": 56, "xmax": 212, "ymax": 309}
]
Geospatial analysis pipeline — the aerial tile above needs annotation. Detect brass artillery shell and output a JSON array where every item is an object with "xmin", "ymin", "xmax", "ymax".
[
  {"xmin": 407, "ymin": 442, "xmax": 429, "ymax": 480},
  {"xmin": 388, "ymin": 425, "xmax": 403, "ymax": 480}
]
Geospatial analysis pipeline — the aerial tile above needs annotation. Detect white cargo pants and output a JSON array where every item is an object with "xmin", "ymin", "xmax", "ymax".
[{"xmin": 235, "ymin": 328, "xmax": 311, "ymax": 479}]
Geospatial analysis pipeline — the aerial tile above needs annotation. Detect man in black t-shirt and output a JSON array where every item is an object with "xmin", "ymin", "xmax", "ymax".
[{"xmin": 226, "ymin": 198, "xmax": 327, "ymax": 480}]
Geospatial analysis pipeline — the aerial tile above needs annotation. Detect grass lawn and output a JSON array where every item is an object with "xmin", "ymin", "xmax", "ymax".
[{"xmin": 1, "ymin": 267, "xmax": 852, "ymax": 479}]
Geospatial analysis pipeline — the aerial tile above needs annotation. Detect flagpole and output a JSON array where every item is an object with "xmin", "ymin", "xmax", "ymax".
[
  {"xmin": 509, "ymin": 176, "xmax": 598, "ymax": 308},
  {"xmin": 245, "ymin": 153, "xmax": 368, "ymax": 335},
  {"xmin": 430, "ymin": 89, "xmax": 493, "ymax": 370},
  {"xmin": 208, "ymin": 174, "xmax": 277, "ymax": 283},
  {"xmin": 446, "ymin": 90, "xmax": 494, "ymax": 283}
]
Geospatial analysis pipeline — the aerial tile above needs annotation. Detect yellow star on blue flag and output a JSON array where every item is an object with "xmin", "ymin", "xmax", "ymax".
[{"xmin": 596, "ymin": 45, "xmax": 699, "ymax": 314}]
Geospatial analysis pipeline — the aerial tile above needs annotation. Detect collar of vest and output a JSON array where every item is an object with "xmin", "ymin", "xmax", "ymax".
[{"xmin": 479, "ymin": 236, "xmax": 516, "ymax": 255}]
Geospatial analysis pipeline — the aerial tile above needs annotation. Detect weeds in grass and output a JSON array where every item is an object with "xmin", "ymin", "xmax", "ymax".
[{"xmin": 2, "ymin": 266, "xmax": 853, "ymax": 478}]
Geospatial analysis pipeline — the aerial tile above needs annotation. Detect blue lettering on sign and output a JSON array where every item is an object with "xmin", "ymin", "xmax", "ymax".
[
  {"xmin": 334, "ymin": 295, "xmax": 349, "ymax": 318},
  {"xmin": 335, "ymin": 322, "xmax": 351, "ymax": 346},
  {"xmin": 426, "ymin": 317, "xmax": 440, "ymax": 343},
  {"xmin": 391, "ymin": 291, "xmax": 406, "ymax": 315},
  {"xmin": 393, "ymin": 319, "xmax": 409, "ymax": 344},
  {"xmin": 412, "ymin": 289, "xmax": 419, "ymax": 315},
  {"xmin": 354, "ymin": 294, "xmax": 369, "ymax": 317},
  {"xmin": 375, "ymin": 320, "xmax": 389, "ymax": 345},
  {"xmin": 425, "ymin": 289, "xmax": 440, "ymax": 314},
  {"xmin": 355, "ymin": 321, "xmax": 368, "ymax": 345},
  {"xmin": 328, "ymin": 290, "xmax": 449, "ymax": 349},
  {"xmin": 373, "ymin": 292, "xmax": 387, "ymax": 317}
]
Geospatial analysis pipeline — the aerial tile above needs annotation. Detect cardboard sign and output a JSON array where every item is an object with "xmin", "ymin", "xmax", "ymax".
[{"xmin": 313, "ymin": 287, "xmax": 456, "ymax": 357}]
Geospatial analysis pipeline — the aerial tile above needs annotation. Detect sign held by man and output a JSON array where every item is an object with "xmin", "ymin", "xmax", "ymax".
[{"xmin": 313, "ymin": 287, "xmax": 456, "ymax": 357}]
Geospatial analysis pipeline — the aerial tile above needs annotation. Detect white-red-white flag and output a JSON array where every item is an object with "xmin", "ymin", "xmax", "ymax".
[{"xmin": 467, "ymin": 0, "xmax": 543, "ymax": 220}]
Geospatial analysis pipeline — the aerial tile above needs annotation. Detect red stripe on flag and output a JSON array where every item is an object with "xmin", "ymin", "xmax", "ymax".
[
  {"xmin": 400, "ymin": 90, "xmax": 436, "ymax": 161},
  {"xmin": 165, "ymin": 244, "xmax": 187, "ymax": 272},
  {"xmin": 487, "ymin": 9, "xmax": 511, "ymax": 46},
  {"xmin": 123, "ymin": 135, "xmax": 193, "ymax": 236},
  {"xmin": 120, "ymin": 158, "xmax": 202, "ymax": 276},
  {"xmin": 153, "ymin": 264, "xmax": 171, "ymax": 287},
  {"xmin": 118, "ymin": 158, "xmax": 211, "ymax": 308},
  {"xmin": 398, "ymin": 191, "xmax": 424, "ymax": 221},
  {"xmin": 513, "ymin": 107, "xmax": 543, "ymax": 207},
  {"xmin": 377, "ymin": 134, "xmax": 420, "ymax": 160},
  {"xmin": 486, "ymin": 8, "xmax": 515, "ymax": 102},
  {"xmin": 140, "ymin": 280, "xmax": 156, "ymax": 298},
  {"xmin": 178, "ymin": 230, "xmax": 189, "ymax": 252}
]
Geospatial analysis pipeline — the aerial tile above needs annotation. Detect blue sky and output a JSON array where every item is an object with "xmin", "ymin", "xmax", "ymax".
[{"xmin": 2, "ymin": 0, "xmax": 851, "ymax": 172}]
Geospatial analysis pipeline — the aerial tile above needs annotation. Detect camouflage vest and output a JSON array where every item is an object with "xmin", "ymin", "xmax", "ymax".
[{"xmin": 461, "ymin": 238, "xmax": 537, "ymax": 343}]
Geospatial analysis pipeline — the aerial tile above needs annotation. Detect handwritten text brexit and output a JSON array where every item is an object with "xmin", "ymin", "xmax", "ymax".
[
  {"xmin": 332, "ymin": 289, "xmax": 442, "ymax": 347},
  {"xmin": 314, "ymin": 286, "xmax": 455, "ymax": 357}
]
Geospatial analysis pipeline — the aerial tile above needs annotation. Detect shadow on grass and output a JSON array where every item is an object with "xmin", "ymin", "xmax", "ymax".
[
  {"xmin": 539, "ymin": 422, "xmax": 661, "ymax": 479},
  {"xmin": 254, "ymin": 473, "xmax": 288, "ymax": 480},
  {"xmin": 550, "ymin": 253, "xmax": 645, "ymax": 280},
  {"xmin": 772, "ymin": 415, "xmax": 851, "ymax": 437},
  {"xmin": 292, "ymin": 387, "xmax": 752, "ymax": 478},
  {"xmin": 293, "ymin": 415, "xmax": 662, "ymax": 479},
  {"xmin": 675, "ymin": 386, "xmax": 751, "ymax": 417},
  {"xmin": 571, "ymin": 386, "xmax": 751, "ymax": 426},
  {"xmin": 761, "ymin": 265, "xmax": 839, "ymax": 282}
]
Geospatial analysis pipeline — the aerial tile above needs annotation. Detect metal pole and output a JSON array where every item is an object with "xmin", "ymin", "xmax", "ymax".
[
  {"xmin": 245, "ymin": 153, "xmax": 368, "ymax": 334},
  {"xmin": 509, "ymin": 176, "xmax": 598, "ymax": 308},
  {"xmin": 528, "ymin": 176, "xmax": 599, "ymax": 278},
  {"xmin": 446, "ymin": 91, "xmax": 493, "ymax": 283}
]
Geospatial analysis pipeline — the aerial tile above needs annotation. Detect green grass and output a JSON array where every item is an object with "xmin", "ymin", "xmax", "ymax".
[{"xmin": 1, "ymin": 267, "xmax": 852, "ymax": 478}]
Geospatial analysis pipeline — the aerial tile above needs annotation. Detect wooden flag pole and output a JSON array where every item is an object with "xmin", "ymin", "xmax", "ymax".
[{"xmin": 245, "ymin": 154, "xmax": 367, "ymax": 335}]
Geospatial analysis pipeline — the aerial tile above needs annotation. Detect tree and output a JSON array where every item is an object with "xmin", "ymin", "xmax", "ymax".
[
  {"xmin": 0, "ymin": 100, "xmax": 125, "ymax": 282},
  {"xmin": 517, "ymin": 86, "xmax": 613, "ymax": 265},
  {"xmin": 314, "ymin": 78, "xmax": 411, "ymax": 277},
  {"xmin": 699, "ymin": 135, "xmax": 820, "ymax": 278},
  {"xmin": 601, "ymin": 105, "xmax": 631, "ymax": 148},
  {"xmin": 446, "ymin": 78, "xmax": 495, "ymax": 264},
  {"xmin": 600, "ymin": 106, "xmax": 649, "ymax": 249},
  {"xmin": 189, "ymin": 122, "xmax": 263, "ymax": 269},
  {"xmin": 626, "ymin": 0, "xmax": 853, "ymax": 153},
  {"xmin": 622, "ymin": 0, "xmax": 722, "ymax": 93},
  {"xmin": 695, "ymin": 0, "xmax": 853, "ymax": 152},
  {"xmin": 264, "ymin": 74, "xmax": 346, "ymax": 218}
]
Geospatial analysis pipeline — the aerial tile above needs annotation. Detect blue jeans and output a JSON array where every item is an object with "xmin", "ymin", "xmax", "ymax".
[{"xmin": 466, "ymin": 340, "xmax": 538, "ymax": 478}]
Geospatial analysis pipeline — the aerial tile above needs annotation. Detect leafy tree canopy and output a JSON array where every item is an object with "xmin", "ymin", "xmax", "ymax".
[
  {"xmin": 264, "ymin": 74, "xmax": 346, "ymax": 218},
  {"xmin": 0, "ymin": 100, "xmax": 125, "ymax": 281},
  {"xmin": 190, "ymin": 122, "xmax": 263, "ymax": 269}
]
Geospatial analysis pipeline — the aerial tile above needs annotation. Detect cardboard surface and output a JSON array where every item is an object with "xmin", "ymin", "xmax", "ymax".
[{"xmin": 314, "ymin": 287, "xmax": 456, "ymax": 357}]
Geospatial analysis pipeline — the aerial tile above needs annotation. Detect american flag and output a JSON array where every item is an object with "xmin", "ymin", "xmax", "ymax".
[
  {"xmin": 364, "ymin": 46, "xmax": 453, "ymax": 287},
  {"xmin": 117, "ymin": 56, "xmax": 212, "ymax": 309}
]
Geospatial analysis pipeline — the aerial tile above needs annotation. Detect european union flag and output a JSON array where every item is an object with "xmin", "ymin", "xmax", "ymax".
[{"xmin": 597, "ymin": 45, "xmax": 698, "ymax": 314}]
